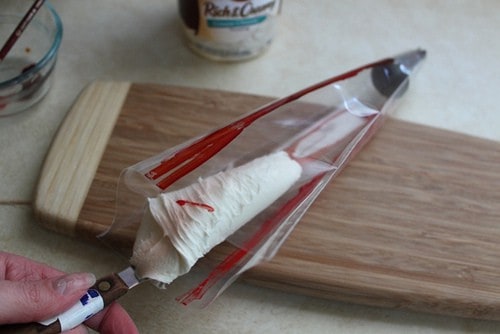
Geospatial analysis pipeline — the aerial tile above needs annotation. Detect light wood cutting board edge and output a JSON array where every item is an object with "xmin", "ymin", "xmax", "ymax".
[{"xmin": 35, "ymin": 82, "xmax": 131, "ymax": 236}]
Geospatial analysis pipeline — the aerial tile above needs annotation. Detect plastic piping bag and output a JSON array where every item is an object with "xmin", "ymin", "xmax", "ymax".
[{"xmin": 101, "ymin": 49, "xmax": 426, "ymax": 307}]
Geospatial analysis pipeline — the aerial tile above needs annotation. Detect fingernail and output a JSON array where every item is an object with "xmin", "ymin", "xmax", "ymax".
[{"xmin": 53, "ymin": 273, "xmax": 96, "ymax": 295}]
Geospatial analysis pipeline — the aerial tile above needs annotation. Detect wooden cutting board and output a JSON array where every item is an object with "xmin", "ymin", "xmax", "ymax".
[{"xmin": 35, "ymin": 81, "xmax": 500, "ymax": 320}]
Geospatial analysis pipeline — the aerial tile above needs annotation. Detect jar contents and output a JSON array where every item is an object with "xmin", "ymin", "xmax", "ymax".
[{"xmin": 178, "ymin": 0, "xmax": 282, "ymax": 61}]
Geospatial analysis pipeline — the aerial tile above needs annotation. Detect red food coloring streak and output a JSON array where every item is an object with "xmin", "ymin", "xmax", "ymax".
[
  {"xmin": 176, "ymin": 200, "xmax": 215, "ymax": 212},
  {"xmin": 144, "ymin": 57, "xmax": 394, "ymax": 191}
]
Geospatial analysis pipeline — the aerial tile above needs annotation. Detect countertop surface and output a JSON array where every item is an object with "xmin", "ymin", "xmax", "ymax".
[{"xmin": 1, "ymin": 0, "xmax": 500, "ymax": 333}]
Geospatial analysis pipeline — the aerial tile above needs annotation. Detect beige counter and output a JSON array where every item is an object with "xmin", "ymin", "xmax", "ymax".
[{"xmin": 1, "ymin": 0, "xmax": 499, "ymax": 333}]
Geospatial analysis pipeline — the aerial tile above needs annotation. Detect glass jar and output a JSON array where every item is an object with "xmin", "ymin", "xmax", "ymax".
[{"xmin": 178, "ymin": 0, "xmax": 282, "ymax": 61}]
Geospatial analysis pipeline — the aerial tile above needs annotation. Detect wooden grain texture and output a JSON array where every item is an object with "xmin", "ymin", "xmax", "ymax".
[
  {"xmin": 35, "ymin": 81, "xmax": 500, "ymax": 320},
  {"xmin": 35, "ymin": 82, "xmax": 131, "ymax": 235}
]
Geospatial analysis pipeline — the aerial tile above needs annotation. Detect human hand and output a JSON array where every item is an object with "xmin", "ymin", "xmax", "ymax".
[{"xmin": 0, "ymin": 251, "xmax": 138, "ymax": 333}]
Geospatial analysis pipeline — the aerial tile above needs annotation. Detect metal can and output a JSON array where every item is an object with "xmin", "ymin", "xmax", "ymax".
[{"xmin": 178, "ymin": 0, "xmax": 282, "ymax": 61}]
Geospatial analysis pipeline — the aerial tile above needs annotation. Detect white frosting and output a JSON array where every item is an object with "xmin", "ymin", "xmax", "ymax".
[{"xmin": 130, "ymin": 150, "xmax": 302, "ymax": 284}]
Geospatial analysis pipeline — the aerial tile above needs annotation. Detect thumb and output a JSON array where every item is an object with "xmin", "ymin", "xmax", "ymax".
[{"xmin": 0, "ymin": 272, "xmax": 96, "ymax": 324}]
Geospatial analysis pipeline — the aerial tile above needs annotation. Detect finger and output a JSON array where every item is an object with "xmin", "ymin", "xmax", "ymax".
[
  {"xmin": 0, "ymin": 251, "xmax": 64, "ymax": 281},
  {"xmin": 85, "ymin": 303, "xmax": 139, "ymax": 334},
  {"xmin": 0, "ymin": 272, "xmax": 96, "ymax": 324}
]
